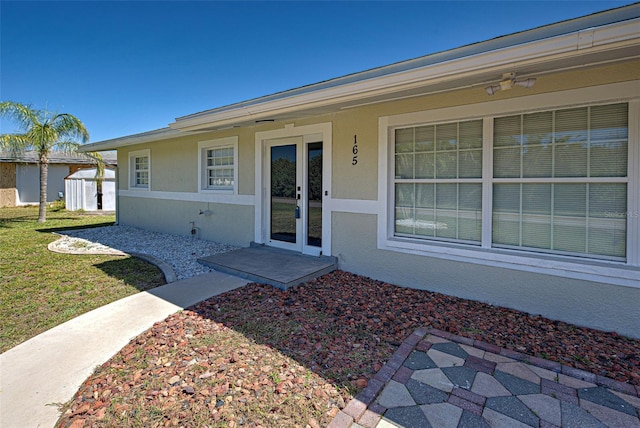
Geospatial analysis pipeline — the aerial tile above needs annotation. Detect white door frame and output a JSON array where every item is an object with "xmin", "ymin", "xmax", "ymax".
[{"xmin": 255, "ymin": 123, "xmax": 332, "ymax": 256}]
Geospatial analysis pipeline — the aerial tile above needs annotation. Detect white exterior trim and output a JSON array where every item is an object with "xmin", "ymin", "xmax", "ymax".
[
  {"xmin": 119, "ymin": 189, "xmax": 254, "ymax": 205},
  {"xmin": 377, "ymin": 81, "xmax": 640, "ymax": 289},
  {"xmin": 197, "ymin": 136, "xmax": 238, "ymax": 194},
  {"xmin": 330, "ymin": 198, "xmax": 380, "ymax": 215},
  {"xmin": 627, "ymin": 99, "xmax": 640, "ymax": 267},
  {"xmin": 128, "ymin": 149, "xmax": 150, "ymax": 191},
  {"xmin": 254, "ymin": 122, "xmax": 333, "ymax": 256},
  {"xmin": 171, "ymin": 17, "xmax": 640, "ymax": 132}
]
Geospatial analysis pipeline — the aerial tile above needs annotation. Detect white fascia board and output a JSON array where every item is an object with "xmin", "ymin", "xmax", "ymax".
[
  {"xmin": 78, "ymin": 128, "xmax": 203, "ymax": 152},
  {"xmin": 171, "ymin": 18, "xmax": 640, "ymax": 132}
]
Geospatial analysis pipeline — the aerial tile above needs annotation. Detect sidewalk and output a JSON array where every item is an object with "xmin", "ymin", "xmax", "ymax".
[
  {"xmin": 0, "ymin": 272, "xmax": 248, "ymax": 428},
  {"xmin": 330, "ymin": 328, "xmax": 640, "ymax": 428}
]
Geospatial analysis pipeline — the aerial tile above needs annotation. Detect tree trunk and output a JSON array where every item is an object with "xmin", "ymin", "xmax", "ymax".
[{"xmin": 38, "ymin": 156, "xmax": 48, "ymax": 223}]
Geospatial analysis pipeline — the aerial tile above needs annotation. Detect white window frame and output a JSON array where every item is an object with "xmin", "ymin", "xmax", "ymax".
[
  {"xmin": 128, "ymin": 149, "xmax": 150, "ymax": 191},
  {"xmin": 392, "ymin": 119, "xmax": 484, "ymax": 245},
  {"xmin": 378, "ymin": 81, "xmax": 639, "ymax": 288},
  {"xmin": 198, "ymin": 136, "xmax": 238, "ymax": 194}
]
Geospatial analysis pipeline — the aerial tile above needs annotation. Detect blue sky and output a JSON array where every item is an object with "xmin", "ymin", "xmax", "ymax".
[{"xmin": 1, "ymin": 1, "xmax": 634, "ymax": 143}]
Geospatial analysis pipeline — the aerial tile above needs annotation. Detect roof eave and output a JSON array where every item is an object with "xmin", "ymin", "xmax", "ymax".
[
  {"xmin": 169, "ymin": 14, "xmax": 640, "ymax": 133},
  {"xmin": 78, "ymin": 128, "xmax": 195, "ymax": 152}
]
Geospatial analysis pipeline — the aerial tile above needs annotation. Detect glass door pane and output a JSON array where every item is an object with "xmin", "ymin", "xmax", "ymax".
[
  {"xmin": 270, "ymin": 144, "xmax": 297, "ymax": 243},
  {"xmin": 307, "ymin": 142, "xmax": 322, "ymax": 247}
]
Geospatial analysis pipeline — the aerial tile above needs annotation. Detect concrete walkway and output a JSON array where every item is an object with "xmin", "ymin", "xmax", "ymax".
[
  {"xmin": 330, "ymin": 328, "xmax": 640, "ymax": 428},
  {"xmin": 0, "ymin": 271, "xmax": 248, "ymax": 428}
]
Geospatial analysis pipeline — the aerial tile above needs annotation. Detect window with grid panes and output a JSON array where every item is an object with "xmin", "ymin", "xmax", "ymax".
[
  {"xmin": 205, "ymin": 146, "xmax": 234, "ymax": 190},
  {"xmin": 394, "ymin": 119, "xmax": 483, "ymax": 243},
  {"xmin": 133, "ymin": 155, "xmax": 149, "ymax": 188},
  {"xmin": 492, "ymin": 103, "xmax": 628, "ymax": 259}
]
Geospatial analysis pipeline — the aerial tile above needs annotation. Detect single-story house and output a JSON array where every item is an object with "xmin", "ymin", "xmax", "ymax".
[
  {"xmin": 81, "ymin": 5, "xmax": 640, "ymax": 338},
  {"xmin": 0, "ymin": 151, "xmax": 117, "ymax": 208}
]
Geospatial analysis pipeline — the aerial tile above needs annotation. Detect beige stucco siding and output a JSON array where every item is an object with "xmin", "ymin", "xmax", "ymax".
[
  {"xmin": 326, "ymin": 60, "xmax": 640, "ymax": 202},
  {"xmin": 119, "ymin": 196, "xmax": 253, "ymax": 246},
  {"xmin": 331, "ymin": 211, "xmax": 640, "ymax": 338},
  {"xmin": 112, "ymin": 60, "xmax": 639, "ymax": 337},
  {"xmin": 116, "ymin": 60, "xmax": 639, "ymax": 197}
]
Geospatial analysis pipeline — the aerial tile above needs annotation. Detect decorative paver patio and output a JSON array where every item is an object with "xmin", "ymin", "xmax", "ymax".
[{"xmin": 329, "ymin": 328, "xmax": 640, "ymax": 428}]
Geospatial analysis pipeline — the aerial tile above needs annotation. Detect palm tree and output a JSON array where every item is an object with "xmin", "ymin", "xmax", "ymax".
[{"xmin": 0, "ymin": 101, "xmax": 90, "ymax": 222}]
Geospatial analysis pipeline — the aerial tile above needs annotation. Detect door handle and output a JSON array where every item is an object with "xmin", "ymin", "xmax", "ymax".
[{"xmin": 295, "ymin": 206, "xmax": 300, "ymax": 219}]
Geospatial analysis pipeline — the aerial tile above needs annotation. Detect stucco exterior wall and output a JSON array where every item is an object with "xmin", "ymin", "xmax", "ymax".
[
  {"xmin": 15, "ymin": 164, "xmax": 69, "ymax": 205},
  {"xmin": 0, "ymin": 162, "xmax": 17, "ymax": 208},
  {"xmin": 112, "ymin": 60, "xmax": 639, "ymax": 337},
  {"xmin": 328, "ymin": 60, "xmax": 640, "ymax": 202},
  {"xmin": 119, "ymin": 196, "xmax": 253, "ymax": 247},
  {"xmin": 331, "ymin": 211, "xmax": 640, "ymax": 338}
]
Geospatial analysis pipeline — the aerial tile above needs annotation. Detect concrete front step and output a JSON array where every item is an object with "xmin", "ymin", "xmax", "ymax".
[{"xmin": 198, "ymin": 244, "xmax": 338, "ymax": 290}]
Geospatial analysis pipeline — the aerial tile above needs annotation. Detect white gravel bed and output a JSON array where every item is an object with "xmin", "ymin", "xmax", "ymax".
[{"xmin": 58, "ymin": 225, "xmax": 238, "ymax": 280}]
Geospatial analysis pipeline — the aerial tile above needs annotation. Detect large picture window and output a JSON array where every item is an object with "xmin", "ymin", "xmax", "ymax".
[
  {"xmin": 391, "ymin": 103, "xmax": 629, "ymax": 261},
  {"xmin": 393, "ymin": 120, "xmax": 483, "ymax": 243},
  {"xmin": 493, "ymin": 104, "xmax": 628, "ymax": 259}
]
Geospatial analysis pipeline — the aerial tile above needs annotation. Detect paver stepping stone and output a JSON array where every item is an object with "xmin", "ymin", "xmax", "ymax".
[
  {"xmin": 427, "ymin": 349, "xmax": 465, "ymax": 368},
  {"xmin": 494, "ymin": 370, "xmax": 540, "ymax": 395},
  {"xmin": 526, "ymin": 364, "xmax": 560, "ymax": 382},
  {"xmin": 377, "ymin": 380, "xmax": 416, "ymax": 408},
  {"xmin": 558, "ymin": 373, "xmax": 596, "ymax": 389},
  {"xmin": 411, "ymin": 368, "xmax": 455, "ymax": 392},
  {"xmin": 430, "ymin": 342, "xmax": 469, "ymax": 359},
  {"xmin": 406, "ymin": 378, "xmax": 449, "ymax": 405},
  {"xmin": 382, "ymin": 405, "xmax": 432, "ymax": 427},
  {"xmin": 482, "ymin": 408, "xmax": 534, "ymax": 428},
  {"xmin": 471, "ymin": 372, "xmax": 511, "ymax": 397},
  {"xmin": 610, "ymin": 390, "xmax": 640, "ymax": 411},
  {"xmin": 561, "ymin": 400, "xmax": 606, "ymax": 428},
  {"xmin": 495, "ymin": 362, "xmax": 540, "ymax": 384},
  {"xmin": 403, "ymin": 350, "xmax": 437, "ymax": 370},
  {"xmin": 581, "ymin": 399, "xmax": 640, "ymax": 427},
  {"xmin": 460, "ymin": 344, "xmax": 486, "ymax": 359},
  {"xmin": 518, "ymin": 393, "xmax": 562, "ymax": 426},
  {"xmin": 420, "ymin": 402, "xmax": 463, "ymax": 428},
  {"xmin": 485, "ymin": 396, "xmax": 539, "ymax": 427},
  {"xmin": 578, "ymin": 386, "xmax": 637, "ymax": 416},
  {"xmin": 485, "ymin": 396, "xmax": 540, "ymax": 427},
  {"xmin": 441, "ymin": 366, "xmax": 478, "ymax": 390},
  {"xmin": 458, "ymin": 409, "xmax": 490, "ymax": 428}
]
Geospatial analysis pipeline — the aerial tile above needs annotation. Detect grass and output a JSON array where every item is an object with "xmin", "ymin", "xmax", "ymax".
[{"xmin": 0, "ymin": 206, "xmax": 166, "ymax": 352}]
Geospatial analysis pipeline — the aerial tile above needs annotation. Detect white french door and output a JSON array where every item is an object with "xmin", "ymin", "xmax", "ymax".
[{"xmin": 265, "ymin": 137, "xmax": 323, "ymax": 255}]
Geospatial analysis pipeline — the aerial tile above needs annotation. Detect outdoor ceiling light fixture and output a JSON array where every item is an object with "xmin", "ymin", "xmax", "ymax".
[{"xmin": 485, "ymin": 72, "xmax": 536, "ymax": 95}]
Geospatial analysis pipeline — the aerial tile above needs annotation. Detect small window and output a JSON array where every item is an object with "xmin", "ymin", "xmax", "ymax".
[
  {"xmin": 198, "ymin": 137, "xmax": 238, "ymax": 193},
  {"xmin": 129, "ymin": 149, "xmax": 150, "ymax": 190}
]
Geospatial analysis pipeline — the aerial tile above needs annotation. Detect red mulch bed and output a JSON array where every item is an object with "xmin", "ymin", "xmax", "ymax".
[{"xmin": 57, "ymin": 270, "xmax": 640, "ymax": 427}]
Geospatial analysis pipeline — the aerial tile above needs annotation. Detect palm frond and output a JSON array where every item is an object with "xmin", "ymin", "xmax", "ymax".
[
  {"xmin": 54, "ymin": 140, "xmax": 81, "ymax": 154},
  {"xmin": 52, "ymin": 113, "xmax": 89, "ymax": 143},
  {"xmin": 0, "ymin": 101, "xmax": 39, "ymax": 131},
  {"xmin": 0, "ymin": 134, "xmax": 31, "ymax": 152}
]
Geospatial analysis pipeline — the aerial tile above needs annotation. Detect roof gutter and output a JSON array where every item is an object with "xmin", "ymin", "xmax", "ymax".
[{"xmin": 169, "ymin": 14, "xmax": 640, "ymax": 132}]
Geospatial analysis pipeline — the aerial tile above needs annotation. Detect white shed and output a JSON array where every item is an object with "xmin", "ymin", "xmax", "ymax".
[{"xmin": 64, "ymin": 168, "xmax": 116, "ymax": 211}]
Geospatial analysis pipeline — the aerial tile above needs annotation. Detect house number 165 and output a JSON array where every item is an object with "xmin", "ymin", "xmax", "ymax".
[{"xmin": 352, "ymin": 135, "xmax": 358, "ymax": 165}]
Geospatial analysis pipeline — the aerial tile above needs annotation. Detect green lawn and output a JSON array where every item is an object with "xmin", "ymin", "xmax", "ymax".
[{"xmin": 0, "ymin": 206, "xmax": 166, "ymax": 353}]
